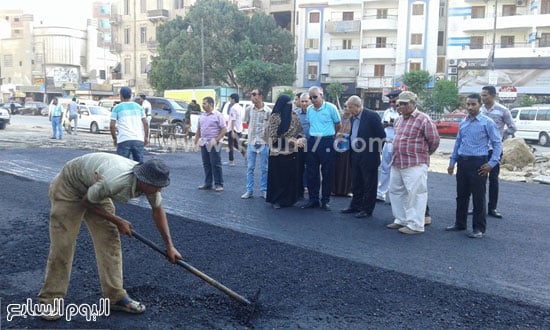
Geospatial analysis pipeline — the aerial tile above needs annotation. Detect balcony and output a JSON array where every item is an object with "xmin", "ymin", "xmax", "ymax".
[
  {"xmin": 147, "ymin": 40, "xmax": 159, "ymax": 50},
  {"xmin": 326, "ymin": 47, "xmax": 360, "ymax": 61},
  {"xmin": 238, "ymin": 0, "xmax": 262, "ymax": 10},
  {"xmin": 360, "ymin": 44, "xmax": 397, "ymax": 59},
  {"xmin": 362, "ymin": 15, "xmax": 398, "ymax": 31},
  {"xmin": 147, "ymin": 9, "xmax": 169, "ymax": 23},
  {"xmin": 110, "ymin": 43, "xmax": 122, "ymax": 54},
  {"xmin": 356, "ymin": 75, "xmax": 393, "ymax": 89},
  {"xmin": 325, "ymin": 20, "xmax": 361, "ymax": 34},
  {"xmin": 462, "ymin": 14, "xmax": 550, "ymax": 32},
  {"xmin": 458, "ymin": 41, "xmax": 548, "ymax": 59},
  {"xmin": 110, "ymin": 14, "xmax": 122, "ymax": 25},
  {"xmin": 270, "ymin": 0, "xmax": 291, "ymax": 10}
]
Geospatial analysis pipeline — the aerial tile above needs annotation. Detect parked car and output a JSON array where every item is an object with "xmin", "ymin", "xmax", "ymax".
[
  {"xmin": 65, "ymin": 105, "xmax": 111, "ymax": 134},
  {"xmin": 21, "ymin": 101, "xmax": 48, "ymax": 116},
  {"xmin": 0, "ymin": 107, "xmax": 11, "ymax": 129},
  {"xmin": 148, "ymin": 97, "xmax": 189, "ymax": 135},
  {"xmin": 511, "ymin": 105, "xmax": 550, "ymax": 146},
  {"xmin": 435, "ymin": 112, "xmax": 466, "ymax": 136}
]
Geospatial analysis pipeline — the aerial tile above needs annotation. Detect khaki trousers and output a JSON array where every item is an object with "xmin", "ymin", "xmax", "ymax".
[{"xmin": 38, "ymin": 175, "xmax": 127, "ymax": 304}]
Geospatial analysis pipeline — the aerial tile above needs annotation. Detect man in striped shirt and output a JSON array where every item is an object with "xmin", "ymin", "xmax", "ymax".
[
  {"xmin": 386, "ymin": 91, "xmax": 440, "ymax": 234},
  {"xmin": 446, "ymin": 93, "xmax": 502, "ymax": 238}
]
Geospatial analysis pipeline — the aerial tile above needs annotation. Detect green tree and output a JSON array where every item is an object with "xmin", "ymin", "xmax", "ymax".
[
  {"xmin": 148, "ymin": 0, "xmax": 295, "ymax": 95},
  {"xmin": 234, "ymin": 61, "xmax": 294, "ymax": 101},
  {"xmin": 402, "ymin": 70, "xmax": 431, "ymax": 96},
  {"xmin": 423, "ymin": 80, "xmax": 461, "ymax": 113},
  {"xmin": 326, "ymin": 82, "xmax": 344, "ymax": 110}
]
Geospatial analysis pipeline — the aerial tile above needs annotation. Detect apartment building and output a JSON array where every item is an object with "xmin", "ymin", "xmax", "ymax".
[{"xmin": 447, "ymin": 0, "xmax": 550, "ymax": 96}]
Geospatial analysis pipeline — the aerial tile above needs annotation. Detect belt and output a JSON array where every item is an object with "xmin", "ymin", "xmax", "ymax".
[
  {"xmin": 458, "ymin": 155, "xmax": 487, "ymax": 161},
  {"xmin": 52, "ymin": 116, "xmax": 61, "ymax": 118}
]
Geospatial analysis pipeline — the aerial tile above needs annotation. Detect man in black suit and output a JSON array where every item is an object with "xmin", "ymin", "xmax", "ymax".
[{"xmin": 341, "ymin": 96, "xmax": 386, "ymax": 218}]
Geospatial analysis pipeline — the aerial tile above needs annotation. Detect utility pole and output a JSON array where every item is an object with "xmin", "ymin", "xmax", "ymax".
[
  {"xmin": 489, "ymin": 0, "xmax": 498, "ymax": 71},
  {"xmin": 201, "ymin": 18, "xmax": 204, "ymax": 87}
]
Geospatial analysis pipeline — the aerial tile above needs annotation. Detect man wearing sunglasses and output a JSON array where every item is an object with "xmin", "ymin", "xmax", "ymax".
[
  {"xmin": 301, "ymin": 86, "xmax": 341, "ymax": 211},
  {"xmin": 386, "ymin": 91, "xmax": 440, "ymax": 234}
]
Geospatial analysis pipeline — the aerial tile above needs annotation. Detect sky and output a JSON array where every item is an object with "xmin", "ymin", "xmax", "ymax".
[{"xmin": 0, "ymin": 0, "xmax": 104, "ymax": 29}]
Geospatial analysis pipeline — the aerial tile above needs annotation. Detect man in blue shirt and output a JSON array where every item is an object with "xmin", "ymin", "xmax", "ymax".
[
  {"xmin": 301, "ymin": 86, "xmax": 341, "ymax": 211},
  {"xmin": 446, "ymin": 93, "xmax": 502, "ymax": 238}
]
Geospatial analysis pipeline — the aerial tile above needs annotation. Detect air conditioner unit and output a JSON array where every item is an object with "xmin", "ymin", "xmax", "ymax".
[
  {"xmin": 448, "ymin": 59, "xmax": 458, "ymax": 67},
  {"xmin": 307, "ymin": 74, "xmax": 317, "ymax": 80},
  {"xmin": 449, "ymin": 75, "xmax": 458, "ymax": 82},
  {"xmin": 516, "ymin": 0, "xmax": 526, "ymax": 6},
  {"xmin": 447, "ymin": 67, "xmax": 458, "ymax": 74}
]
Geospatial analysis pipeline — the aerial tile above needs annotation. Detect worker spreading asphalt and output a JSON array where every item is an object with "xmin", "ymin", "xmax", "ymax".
[{"xmin": 0, "ymin": 148, "xmax": 549, "ymax": 329}]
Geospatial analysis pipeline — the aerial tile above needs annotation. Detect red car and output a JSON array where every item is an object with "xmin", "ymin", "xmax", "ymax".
[{"xmin": 435, "ymin": 113, "xmax": 466, "ymax": 136}]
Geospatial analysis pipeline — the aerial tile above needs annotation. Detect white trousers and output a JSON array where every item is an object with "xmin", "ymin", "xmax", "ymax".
[
  {"xmin": 377, "ymin": 142, "xmax": 392, "ymax": 200},
  {"xmin": 389, "ymin": 164, "xmax": 428, "ymax": 232}
]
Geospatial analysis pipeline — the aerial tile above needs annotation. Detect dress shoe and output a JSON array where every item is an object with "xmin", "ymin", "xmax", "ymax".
[
  {"xmin": 301, "ymin": 201, "xmax": 320, "ymax": 209},
  {"xmin": 340, "ymin": 208, "xmax": 359, "ymax": 214},
  {"xmin": 386, "ymin": 223, "xmax": 404, "ymax": 229},
  {"xmin": 445, "ymin": 225, "xmax": 466, "ymax": 231},
  {"xmin": 398, "ymin": 227, "xmax": 423, "ymax": 235},
  {"xmin": 468, "ymin": 231, "xmax": 484, "ymax": 239},
  {"xmin": 354, "ymin": 211, "xmax": 372, "ymax": 218},
  {"xmin": 320, "ymin": 203, "xmax": 331, "ymax": 211},
  {"xmin": 272, "ymin": 203, "xmax": 281, "ymax": 209},
  {"xmin": 376, "ymin": 197, "xmax": 386, "ymax": 203},
  {"xmin": 488, "ymin": 209, "xmax": 503, "ymax": 218},
  {"xmin": 197, "ymin": 185, "xmax": 212, "ymax": 190}
]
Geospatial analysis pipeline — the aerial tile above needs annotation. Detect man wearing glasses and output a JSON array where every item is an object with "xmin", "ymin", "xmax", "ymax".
[
  {"xmin": 386, "ymin": 91, "xmax": 440, "ymax": 234},
  {"xmin": 301, "ymin": 86, "xmax": 341, "ymax": 211},
  {"xmin": 241, "ymin": 89, "xmax": 271, "ymax": 199},
  {"xmin": 376, "ymin": 90, "xmax": 401, "ymax": 203}
]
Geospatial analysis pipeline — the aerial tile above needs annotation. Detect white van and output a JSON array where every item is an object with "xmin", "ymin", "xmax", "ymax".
[{"xmin": 510, "ymin": 105, "xmax": 550, "ymax": 146}]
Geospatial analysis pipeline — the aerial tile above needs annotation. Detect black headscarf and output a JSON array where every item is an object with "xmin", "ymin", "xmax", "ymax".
[{"xmin": 272, "ymin": 94, "xmax": 292, "ymax": 136}]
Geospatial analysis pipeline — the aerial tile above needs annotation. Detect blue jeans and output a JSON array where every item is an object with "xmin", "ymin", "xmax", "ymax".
[
  {"xmin": 51, "ymin": 117, "xmax": 63, "ymax": 139},
  {"xmin": 246, "ymin": 143, "xmax": 269, "ymax": 193},
  {"xmin": 201, "ymin": 144, "xmax": 223, "ymax": 187},
  {"xmin": 117, "ymin": 140, "xmax": 145, "ymax": 163}
]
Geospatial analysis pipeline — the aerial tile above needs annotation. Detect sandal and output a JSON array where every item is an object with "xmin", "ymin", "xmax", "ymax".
[{"xmin": 111, "ymin": 296, "xmax": 146, "ymax": 314}]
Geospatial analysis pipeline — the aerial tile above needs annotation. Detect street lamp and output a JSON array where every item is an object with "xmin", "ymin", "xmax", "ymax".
[{"xmin": 186, "ymin": 18, "xmax": 205, "ymax": 87}]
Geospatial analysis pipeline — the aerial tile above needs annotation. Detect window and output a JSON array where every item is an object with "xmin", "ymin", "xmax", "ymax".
[
  {"xmin": 374, "ymin": 64, "xmax": 385, "ymax": 77},
  {"xmin": 296, "ymin": 11, "xmax": 299, "ymax": 25},
  {"xmin": 538, "ymin": 109, "xmax": 550, "ymax": 121},
  {"xmin": 470, "ymin": 36, "xmax": 484, "ymax": 49},
  {"xmin": 175, "ymin": 0, "xmax": 184, "ymax": 9},
  {"xmin": 124, "ymin": 57, "xmax": 131, "ymax": 74},
  {"xmin": 438, "ymin": 31, "xmax": 444, "ymax": 47},
  {"xmin": 409, "ymin": 62, "xmax": 421, "ymax": 71},
  {"xmin": 3, "ymin": 54, "xmax": 13, "ymax": 68},
  {"xmin": 502, "ymin": 5, "xmax": 516, "ymax": 16},
  {"xmin": 140, "ymin": 27, "xmax": 147, "ymax": 44},
  {"xmin": 501, "ymin": 36, "xmax": 514, "ymax": 48},
  {"xmin": 519, "ymin": 110, "xmax": 536, "ymax": 120},
  {"xmin": 376, "ymin": 37, "xmax": 386, "ymax": 48},
  {"xmin": 305, "ymin": 38, "xmax": 319, "ymax": 49},
  {"xmin": 14, "ymin": 17, "xmax": 20, "ymax": 22},
  {"xmin": 439, "ymin": 2, "xmax": 446, "ymax": 17},
  {"xmin": 412, "ymin": 4, "xmax": 424, "ymax": 15},
  {"xmin": 141, "ymin": 0, "xmax": 147, "ymax": 13},
  {"xmin": 307, "ymin": 64, "xmax": 318, "ymax": 75},
  {"xmin": 411, "ymin": 33, "xmax": 422, "ymax": 45},
  {"xmin": 377, "ymin": 9, "xmax": 388, "ymax": 19},
  {"xmin": 436, "ymin": 57, "xmax": 445, "ymax": 73},
  {"xmin": 309, "ymin": 12, "xmax": 320, "ymax": 23},
  {"xmin": 542, "ymin": 0, "xmax": 550, "ymax": 14},
  {"xmin": 471, "ymin": 6, "xmax": 485, "ymax": 18},
  {"xmin": 342, "ymin": 39, "xmax": 352, "ymax": 49},
  {"xmin": 342, "ymin": 12, "xmax": 354, "ymax": 21},
  {"xmin": 540, "ymin": 33, "xmax": 550, "ymax": 47},
  {"xmin": 124, "ymin": 28, "xmax": 130, "ymax": 44},
  {"xmin": 124, "ymin": 0, "xmax": 130, "ymax": 15},
  {"xmin": 140, "ymin": 57, "xmax": 148, "ymax": 73}
]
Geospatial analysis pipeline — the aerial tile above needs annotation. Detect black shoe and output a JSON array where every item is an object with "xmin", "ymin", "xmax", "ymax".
[
  {"xmin": 340, "ymin": 208, "xmax": 359, "ymax": 214},
  {"xmin": 354, "ymin": 211, "xmax": 372, "ymax": 218},
  {"xmin": 320, "ymin": 203, "xmax": 331, "ymax": 211},
  {"xmin": 301, "ymin": 201, "xmax": 320, "ymax": 209},
  {"xmin": 445, "ymin": 225, "xmax": 466, "ymax": 231},
  {"xmin": 467, "ymin": 209, "xmax": 473, "ymax": 215},
  {"xmin": 488, "ymin": 209, "xmax": 503, "ymax": 218},
  {"xmin": 468, "ymin": 231, "xmax": 484, "ymax": 238}
]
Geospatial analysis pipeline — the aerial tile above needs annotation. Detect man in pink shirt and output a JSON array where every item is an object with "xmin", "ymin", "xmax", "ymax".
[
  {"xmin": 386, "ymin": 91, "xmax": 440, "ymax": 234},
  {"xmin": 194, "ymin": 97, "xmax": 227, "ymax": 192}
]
